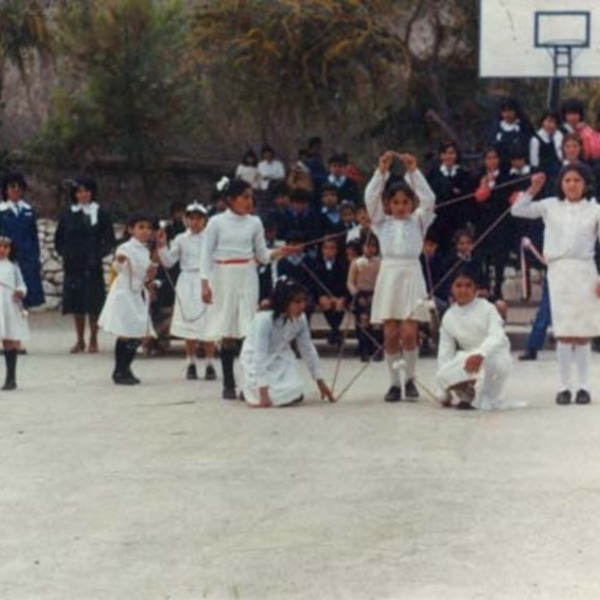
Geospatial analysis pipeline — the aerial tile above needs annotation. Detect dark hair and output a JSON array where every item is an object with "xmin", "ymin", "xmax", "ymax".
[
  {"xmin": 270, "ymin": 279, "xmax": 308, "ymax": 320},
  {"xmin": 1, "ymin": 172, "xmax": 27, "ymax": 199},
  {"xmin": 482, "ymin": 145, "xmax": 500, "ymax": 159},
  {"xmin": 321, "ymin": 183, "xmax": 339, "ymax": 196},
  {"xmin": 453, "ymin": 228, "xmax": 474, "ymax": 246},
  {"xmin": 438, "ymin": 141, "xmax": 461, "ymax": 163},
  {"xmin": 224, "ymin": 179, "xmax": 251, "ymax": 201},
  {"xmin": 537, "ymin": 109, "xmax": 561, "ymax": 128},
  {"xmin": 383, "ymin": 180, "xmax": 418, "ymax": 208},
  {"xmin": 346, "ymin": 239, "xmax": 362, "ymax": 256},
  {"xmin": 126, "ymin": 213, "xmax": 154, "ymax": 229},
  {"xmin": 261, "ymin": 144, "xmax": 275, "ymax": 156},
  {"xmin": 242, "ymin": 149, "xmax": 258, "ymax": 165},
  {"xmin": 69, "ymin": 176, "xmax": 98, "ymax": 204},
  {"xmin": 307, "ymin": 136, "xmax": 322, "ymax": 150},
  {"xmin": 328, "ymin": 153, "xmax": 346, "ymax": 165},
  {"xmin": 270, "ymin": 181, "xmax": 290, "ymax": 199},
  {"xmin": 360, "ymin": 232, "xmax": 379, "ymax": 253},
  {"xmin": 562, "ymin": 132, "xmax": 583, "ymax": 152},
  {"xmin": 508, "ymin": 143, "xmax": 528, "ymax": 161},
  {"xmin": 561, "ymin": 98, "xmax": 585, "ymax": 120},
  {"xmin": 451, "ymin": 265, "xmax": 480, "ymax": 286},
  {"xmin": 499, "ymin": 97, "xmax": 519, "ymax": 113},
  {"xmin": 169, "ymin": 200, "xmax": 186, "ymax": 216},
  {"xmin": 290, "ymin": 188, "xmax": 312, "ymax": 204},
  {"xmin": 556, "ymin": 162, "xmax": 596, "ymax": 201}
]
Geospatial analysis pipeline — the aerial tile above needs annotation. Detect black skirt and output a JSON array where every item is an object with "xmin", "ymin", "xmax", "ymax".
[{"xmin": 62, "ymin": 266, "xmax": 106, "ymax": 316}]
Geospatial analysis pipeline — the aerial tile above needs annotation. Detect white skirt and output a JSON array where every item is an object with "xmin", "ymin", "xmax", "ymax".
[
  {"xmin": 98, "ymin": 287, "xmax": 155, "ymax": 338},
  {"xmin": 371, "ymin": 258, "xmax": 429, "ymax": 323},
  {"xmin": 203, "ymin": 263, "xmax": 258, "ymax": 340},
  {"xmin": 170, "ymin": 270, "xmax": 211, "ymax": 340},
  {"xmin": 0, "ymin": 289, "xmax": 29, "ymax": 341},
  {"xmin": 547, "ymin": 258, "xmax": 600, "ymax": 337},
  {"xmin": 241, "ymin": 347, "xmax": 304, "ymax": 407}
]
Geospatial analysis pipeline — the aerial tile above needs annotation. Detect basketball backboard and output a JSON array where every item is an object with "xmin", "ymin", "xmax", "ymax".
[{"xmin": 479, "ymin": 0, "xmax": 600, "ymax": 78}]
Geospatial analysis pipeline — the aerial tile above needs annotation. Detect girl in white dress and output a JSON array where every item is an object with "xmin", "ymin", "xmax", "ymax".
[
  {"xmin": 99, "ymin": 214, "xmax": 157, "ymax": 385},
  {"xmin": 0, "ymin": 236, "xmax": 28, "ymax": 390},
  {"xmin": 512, "ymin": 165, "xmax": 600, "ymax": 405},
  {"xmin": 240, "ymin": 279, "xmax": 335, "ymax": 408},
  {"xmin": 200, "ymin": 179, "xmax": 293, "ymax": 400},
  {"xmin": 437, "ymin": 268, "xmax": 513, "ymax": 411},
  {"xmin": 365, "ymin": 151, "xmax": 436, "ymax": 403},
  {"xmin": 157, "ymin": 202, "xmax": 216, "ymax": 381}
]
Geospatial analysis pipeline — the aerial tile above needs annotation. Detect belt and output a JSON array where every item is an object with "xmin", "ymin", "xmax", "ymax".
[{"xmin": 215, "ymin": 258, "xmax": 253, "ymax": 265}]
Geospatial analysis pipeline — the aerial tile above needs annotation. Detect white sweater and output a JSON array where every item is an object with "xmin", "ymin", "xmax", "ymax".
[
  {"xmin": 200, "ymin": 210, "xmax": 272, "ymax": 278},
  {"xmin": 511, "ymin": 193, "xmax": 600, "ymax": 263},
  {"xmin": 159, "ymin": 230, "xmax": 204, "ymax": 272},
  {"xmin": 438, "ymin": 298, "xmax": 509, "ymax": 367},
  {"xmin": 364, "ymin": 168, "xmax": 436, "ymax": 260}
]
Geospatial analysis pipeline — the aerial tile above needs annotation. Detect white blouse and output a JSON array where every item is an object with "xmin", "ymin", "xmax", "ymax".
[
  {"xmin": 114, "ymin": 238, "xmax": 151, "ymax": 293},
  {"xmin": 364, "ymin": 168, "xmax": 436, "ymax": 260},
  {"xmin": 200, "ymin": 210, "xmax": 272, "ymax": 278},
  {"xmin": 438, "ymin": 298, "xmax": 509, "ymax": 366},
  {"xmin": 159, "ymin": 230, "xmax": 204, "ymax": 272},
  {"xmin": 258, "ymin": 159, "xmax": 286, "ymax": 191},
  {"xmin": 244, "ymin": 311, "xmax": 322, "ymax": 387},
  {"xmin": 511, "ymin": 193, "xmax": 600, "ymax": 262}
]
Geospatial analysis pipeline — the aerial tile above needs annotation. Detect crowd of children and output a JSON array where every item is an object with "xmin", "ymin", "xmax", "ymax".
[{"xmin": 1, "ymin": 96, "xmax": 600, "ymax": 410}]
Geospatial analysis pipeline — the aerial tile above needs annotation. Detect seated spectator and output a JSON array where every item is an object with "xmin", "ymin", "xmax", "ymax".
[
  {"xmin": 305, "ymin": 136, "xmax": 327, "ymax": 193},
  {"xmin": 561, "ymin": 98, "xmax": 600, "ymax": 162},
  {"xmin": 285, "ymin": 189, "xmax": 323, "ymax": 257},
  {"xmin": 258, "ymin": 144, "xmax": 286, "ymax": 192},
  {"xmin": 529, "ymin": 110, "xmax": 563, "ymax": 195},
  {"xmin": 235, "ymin": 149, "xmax": 261, "ymax": 190},
  {"xmin": 347, "ymin": 234, "xmax": 382, "ymax": 361},
  {"xmin": 488, "ymin": 97, "xmax": 534, "ymax": 169},
  {"xmin": 265, "ymin": 182, "xmax": 291, "ymax": 243},
  {"xmin": 319, "ymin": 183, "xmax": 345, "ymax": 238},
  {"xmin": 347, "ymin": 204, "xmax": 372, "ymax": 244},
  {"xmin": 310, "ymin": 238, "xmax": 349, "ymax": 347},
  {"xmin": 326, "ymin": 153, "xmax": 360, "ymax": 204},
  {"xmin": 287, "ymin": 149, "xmax": 314, "ymax": 194}
]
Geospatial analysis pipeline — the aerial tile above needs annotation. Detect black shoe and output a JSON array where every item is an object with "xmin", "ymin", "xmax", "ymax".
[
  {"xmin": 384, "ymin": 385, "xmax": 402, "ymax": 403},
  {"xmin": 112, "ymin": 371, "xmax": 138, "ymax": 385},
  {"xmin": 456, "ymin": 401, "xmax": 476, "ymax": 410},
  {"xmin": 359, "ymin": 354, "xmax": 370, "ymax": 363},
  {"xmin": 575, "ymin": 389, "xmax": 592, "ymax": 405},
  {"xmin": 2, "ymin": 378, "xmax": 16, "ymax": 391},
  {"xmin": 204, "ymin": 364, "xmax": 217, "ymax": 381},
  {"xmin": 405, "ymin": 379, "xmax": 419, "ymax": 400},
  {"xmin": 125, "ymin": 369, "xmax": 141, "ymax": 385},
  {"xmin": 518, "ymin": 350, "xmax": 537, "ymax": 361},
  {"xmin": 291, "ymin": 395, "xmax": 304, "ymax": 404},
  {"xmin": 186, "ymin": 364, "xmax": 198, "ymax": 380},
  {"xmin": 555, "ymin": 390, "xmax": 572, "ymax": 405},
  {"xmin": 222, "ymin": 387, "xmax": 237, "ymax": 400}
]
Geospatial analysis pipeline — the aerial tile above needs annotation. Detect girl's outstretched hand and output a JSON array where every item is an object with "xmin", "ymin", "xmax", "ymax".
[
  {"xmin": 395, "ymin": 153, "xmax": 418, "ymax": 172},
  {"xmin": 528, "ymin": 172, "xmax": 546, "ymax": 196},
  {"xmin": 378, "ymin": 151, "xmax": 394, "ymax": 174},
  {"xmin": 317, "ymin": 379, "xmax": 336, "ymax": 403}
]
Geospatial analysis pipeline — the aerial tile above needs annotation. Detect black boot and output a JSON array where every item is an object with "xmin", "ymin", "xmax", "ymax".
[
  {"xmin": 2, "ymin": 349, "xmax": 17, "ymax": 390},
  {"xmin": 356, "ymin": 326, "xmax": 368, "ymax": 362},
  {"xmin": 123, "ymin": 340, "xmax": 141, "ymax": 384},
  {"xmin": 220, "ymin": 346, "xmax": 237, "ymax": 399}
]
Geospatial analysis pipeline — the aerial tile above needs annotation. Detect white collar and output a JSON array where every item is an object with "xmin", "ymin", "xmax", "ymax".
[
  {"xmin": 71, "ymin": 201, "xmax": 99, "ymax": 225},
  {"xmin": 510, "ymin": 165, "xmax": 531, "ymax": 176},
  {"xmin": 440, "ymin": 165, "xmax": 458, "ymax": 177},
  {"xmin": 499, "ymin": 119, "xmax": 520, "ymax": 132},
  {"xmin": 0, "ymin": 199, "xmax": 31, "ymax": 215}
]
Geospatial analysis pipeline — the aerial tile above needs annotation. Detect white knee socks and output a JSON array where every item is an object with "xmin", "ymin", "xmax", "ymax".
[
  {"xmin": 404, "ymin": 349, "xmax": 418, "ymax": 381},
  {"xmin": 386, "ymin": 352, "xmax": 401, "ymax": 386},
  {"xmin": 573, "ymin": 343, "xmax": 591, "ymax": 391},
  {"xmin": 557, "ymin": 342, "xmax": 592, "ymax": 391},
  {"xmin": 556, "ymin": 342, "xmax": 573, "ymax": 391}
]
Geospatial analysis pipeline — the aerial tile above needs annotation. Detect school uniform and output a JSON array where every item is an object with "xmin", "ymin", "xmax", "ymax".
[
  {"xmin": 529, "ymin": 128, "xmax": 563, "ymax": 196},
  {"xmin": 0, "ymin": 200, "xmax": 45, "ymax": 308},
  {"xmin": 326, "ymin": 174, "xmax": 360, "ymax": 204},
  {"xmin": 158, "ymin": 230, "xmax": 209, "ymax": 340},
  {"xmin": 240, "ymin": 311, "xmax": 322, "ymax": 407},
  {"xmin": 437, "ymin": 298, "xmax": 512, "ymax": 410},
  {"xmin": 54, "ymin": 203, "xmax": 115, "ymax": 316},
  {"xmin": 427, "ymin": 164, "xmax": 473, "ymax": 250},
  {"xmin": 490, "ymin": 119, "xmax": 533, "ymax": 167},
  {"xmin": 0, "ymin": 259, "xmax": 29, "ymax": 342},
  {"xmin": 200, "ymin": 209, "xmax": 272, "ymax": 340},
  {"xmin": 98, "ymin": 238, "xmax": 155, "ymax": 338},
  {"xmin": 365, "ymin": 168, "xmax": 436, "ymax": 323},
  {"xmin": 511, "ymin": 193, "xmax": 600, "ymax": 337}
]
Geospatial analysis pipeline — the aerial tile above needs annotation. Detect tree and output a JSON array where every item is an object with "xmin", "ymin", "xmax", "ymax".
[{"xmin": 29, "ymin": 0, "xmax": 195, "ymax": 174}]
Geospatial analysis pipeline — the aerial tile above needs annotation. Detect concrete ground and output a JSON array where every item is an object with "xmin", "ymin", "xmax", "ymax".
[{"xmin": 1, "ymin": 313, "xmax": 600, "ymax": 600}]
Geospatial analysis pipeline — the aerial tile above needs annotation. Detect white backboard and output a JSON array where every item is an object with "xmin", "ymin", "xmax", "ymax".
[{"xmin": 480, "ymin": 0, "xmax": 600, "ymax": 78}]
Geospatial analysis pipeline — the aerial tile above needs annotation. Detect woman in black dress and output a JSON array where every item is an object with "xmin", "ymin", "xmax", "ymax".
[{"xmin": 55, "ymin": 177, "xmax": 115, "ymax": 353}]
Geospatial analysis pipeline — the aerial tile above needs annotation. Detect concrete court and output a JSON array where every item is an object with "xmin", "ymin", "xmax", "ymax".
[{"xmin": 2, "ymin": 313, "xmax": 600, "ymax": 600}]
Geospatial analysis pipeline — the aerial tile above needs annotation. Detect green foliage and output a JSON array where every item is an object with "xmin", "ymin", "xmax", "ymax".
[{"xmin": 29, "ymin": 0, "xmax": 195, "ymax": 171}]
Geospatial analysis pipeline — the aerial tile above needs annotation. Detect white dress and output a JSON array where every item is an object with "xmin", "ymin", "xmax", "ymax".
[
  {"xmin": 437, "ymin": 298, "xmax": 513, "ymax": 410},
  {"xmin": 158, "ymin": 230, "xmax": 210, "ymax": 340},
  {"xmin": 240, "ymin": 311, "xmax": 322, "ymax": 407},
  {"xmin": 512, "ymin": 193, "xmax": 600, "ymax": 337},
  {"xmin": 200, "ymin": 210, "xmax": 272, "ymax": 339},
  {"xmin": 0, "ymin": 260, "xmax": 29, "ymax": 341},
  {"xmin": 98, "ymin": 238, "xmax": 155, "ymax": 338},
  {"xmin": 365, "ymin": 169, "xmax": 436, "ymax": 322}
]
